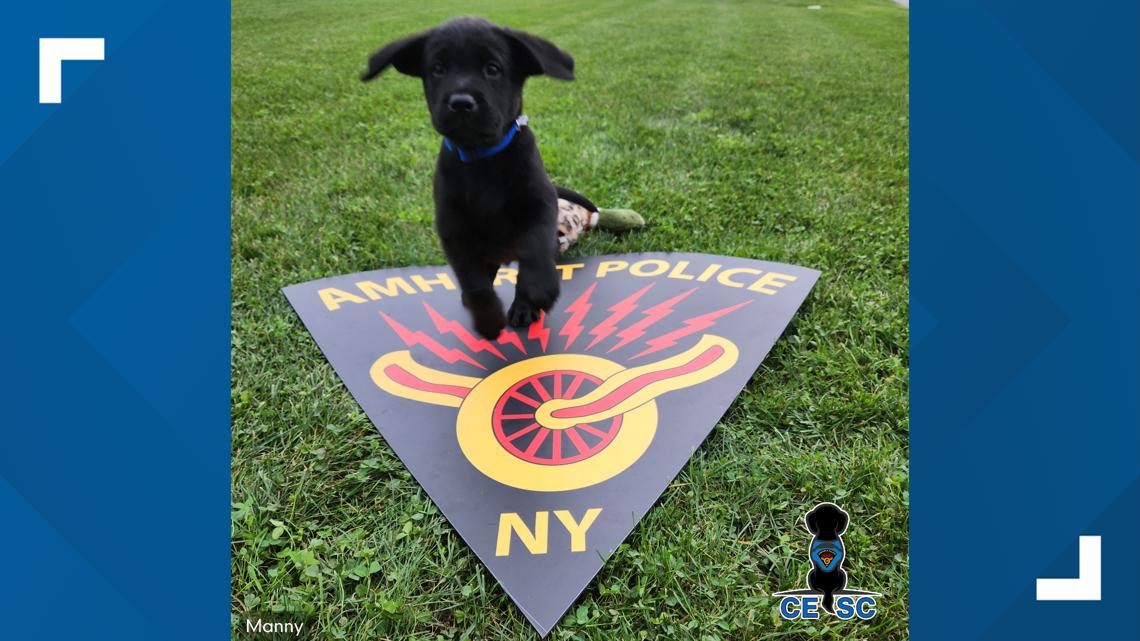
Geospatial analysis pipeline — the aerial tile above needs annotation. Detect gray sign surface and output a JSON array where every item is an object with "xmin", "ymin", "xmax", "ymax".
[{"xmin": 284, "ymin": 253, "xmax": 818, "ymax": 635}]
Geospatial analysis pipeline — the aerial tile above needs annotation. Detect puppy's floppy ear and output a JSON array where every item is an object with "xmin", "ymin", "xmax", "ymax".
[
  {"xmin": 361, "ymin": 31, "xmax": 430, "ymax": 81},
  {"xmin": 501, "ymin": 28, "xmax": 575, "ymax": 80}
]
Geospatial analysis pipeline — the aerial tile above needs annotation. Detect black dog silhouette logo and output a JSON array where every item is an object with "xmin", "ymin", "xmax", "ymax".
[
  {"xmin": 806, "ymin": 503, "xmax": 849, "ymax": 612},
  {"xmin": 775, "ymin": 503, "xmax": 882, "ymax": 621}
]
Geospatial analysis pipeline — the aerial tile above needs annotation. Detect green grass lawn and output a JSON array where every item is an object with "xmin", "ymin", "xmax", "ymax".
[{"xmin": 231, "ymin": 1, "xmax": 909, "ymax": 639}]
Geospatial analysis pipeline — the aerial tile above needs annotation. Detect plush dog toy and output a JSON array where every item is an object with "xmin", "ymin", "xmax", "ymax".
[{"xmin": 556, "ymin": 197, "xmax": 644, "ymax": 254}]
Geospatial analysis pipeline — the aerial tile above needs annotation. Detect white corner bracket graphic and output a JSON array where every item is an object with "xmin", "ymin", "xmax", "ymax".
[
  {"xmin": 1036, "ymin": 535, "xmax": 1101, "ymax": 601},
  {"xmin": 39, "ymin": 38, "xmax": 105, "ymax": 104}
]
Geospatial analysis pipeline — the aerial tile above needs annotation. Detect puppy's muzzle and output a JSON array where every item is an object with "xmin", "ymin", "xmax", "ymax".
[{"xmin": 447, "ymin": 93, "xmax": 478, "ymax": 113}]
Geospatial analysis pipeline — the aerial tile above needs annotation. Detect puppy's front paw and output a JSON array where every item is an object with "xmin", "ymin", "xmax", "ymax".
[
  {"xmin": 507, "ymin": 298, "xmax": 541, "ymax": 328},
  {"xmin": 472, "ymin": 307, "xmax": 507, "ymax": 341},
  {"xmin": 518, "ymin": 279, "xmax": 560, "ymax": 313}
]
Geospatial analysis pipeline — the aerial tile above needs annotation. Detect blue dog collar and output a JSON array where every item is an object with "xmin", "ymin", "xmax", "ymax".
[{"xmin": 444, "ymin": 115, "xmax": 529, "ymax": 162}]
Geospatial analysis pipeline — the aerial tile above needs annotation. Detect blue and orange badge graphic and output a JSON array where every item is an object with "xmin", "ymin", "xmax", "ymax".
[
  {"xmin": 776, "ymin": 502, "xmax": 882, "ymax": 622},
  {"xmin": 811, "ymin": 537, "xmax": 845, "ymax": 573},
  {"xmin": 284, "ymin": 253, "xmax": 818, "ymax": 635}
]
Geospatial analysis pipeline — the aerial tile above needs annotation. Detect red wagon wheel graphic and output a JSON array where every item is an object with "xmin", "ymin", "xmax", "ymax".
[{"xmin": 492, "ymin": 370, "xmax": 623, "ymax": 465}]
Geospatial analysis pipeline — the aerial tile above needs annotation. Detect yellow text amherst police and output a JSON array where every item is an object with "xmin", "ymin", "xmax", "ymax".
[{"xmin": 316, "ymin": 259, "xmax": 798, "ymax": 312}]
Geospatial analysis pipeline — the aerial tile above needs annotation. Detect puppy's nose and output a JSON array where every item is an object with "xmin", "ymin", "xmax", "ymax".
[{"xmin": 447, "ymin": 93, "xmax": 478, "ymax": 113}]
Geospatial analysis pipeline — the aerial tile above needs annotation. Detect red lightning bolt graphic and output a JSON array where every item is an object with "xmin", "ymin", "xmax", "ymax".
[
  {"xmin": 497, "ymin": 328, "xmax": 527, "ymax": 355},
  {"xmin": 558, "ymin": 282, "xmax": 596, "ymax": 350},
  {"xmin": 610, "ymin": 288, "xmax": 697, "ymax": 352},
  {"xmin": 528, "ymin": 310, "xmax": 550, "ymax": 353},
  {"xmin": 422, "ymin": 301, "xmax": 506, "ymax": 361},
  {"xmin": 586, "ymin": 283, "xmax": 654, "ymax": 350},
  {"xmin": 631, "ymin": 300, "xmax": 753, "ymax": 359},
  {"xmin": 379, "ymin": 311, "xmax": 486, "ymax": 369}
]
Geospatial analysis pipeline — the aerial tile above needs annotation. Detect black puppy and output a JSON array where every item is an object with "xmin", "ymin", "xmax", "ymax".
[
  {"xmin": 804, "ymin": 502, "xmax": 849, "ymax": 614},
  {"xmin": 362, "ymin": 17, "xmax": 589, "ymax": 340}
]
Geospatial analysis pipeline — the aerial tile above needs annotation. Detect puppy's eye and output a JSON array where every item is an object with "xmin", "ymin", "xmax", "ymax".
[
  {"xmin": 484, "ymin": 62, "xmax": 502, "ymax": 78},
  {"xmin": 431, "ymin": 62, "xmax": 446, "ymax": 77}
]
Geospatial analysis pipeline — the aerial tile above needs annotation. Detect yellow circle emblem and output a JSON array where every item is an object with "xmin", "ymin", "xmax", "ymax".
[{"xmin": 456, "ymin": 354, "xmax": 658, "ymax": 492}]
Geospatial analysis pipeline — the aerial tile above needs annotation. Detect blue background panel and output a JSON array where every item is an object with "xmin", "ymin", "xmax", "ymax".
[
  {"xmin": 3, "ymin": 0, "xmax": 1139, "ymax": 639},
  {"xmin": 913, "ymin": 1, "xmax": 1140, "ymax": 639},
  {"xmin": 0, "ymin": 1, "xmax": 229, "ymax": 640}
]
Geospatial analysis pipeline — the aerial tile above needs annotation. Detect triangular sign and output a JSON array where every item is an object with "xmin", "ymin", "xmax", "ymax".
[{"xmin": 284, "ymin": 253, "xmax": 818, "ymax": 635}]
